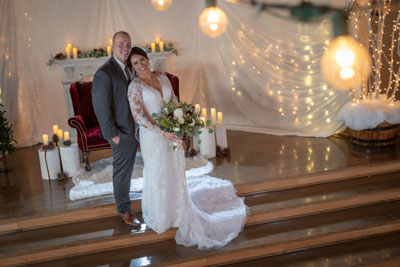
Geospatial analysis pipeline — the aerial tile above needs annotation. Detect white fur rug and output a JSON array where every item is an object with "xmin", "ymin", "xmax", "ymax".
[{"xmin": 69, "ymin": 152, "xmax": 213, "ymax": 201}]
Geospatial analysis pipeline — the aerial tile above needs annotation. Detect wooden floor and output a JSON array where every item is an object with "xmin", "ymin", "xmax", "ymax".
[
  {"xmin": 0, "ymin": 131, "xmax": 400, "ymax": 223},
  {"xmin": 1, "ymin": 130, "xmax": 400, "ymax": 266},
  {"xmin": 1, "ymin": 130, "xmax": 399, "ymax": 222}
]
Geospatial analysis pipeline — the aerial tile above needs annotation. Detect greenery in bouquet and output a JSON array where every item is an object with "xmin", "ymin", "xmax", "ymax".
[{"xmin": 152, "ymin": 101, "xmax": 213, "ymax": 142}]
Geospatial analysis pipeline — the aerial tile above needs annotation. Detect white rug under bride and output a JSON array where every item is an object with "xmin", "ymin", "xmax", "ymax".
[{"xmin": 69, "ymin": 152, "xmax": 214, "ymax": 201}]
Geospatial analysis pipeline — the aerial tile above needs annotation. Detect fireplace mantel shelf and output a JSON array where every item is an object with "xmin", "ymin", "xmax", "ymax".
[{"xmin": 55, "ymin": 52, "xmax": 172, "ymax": 85}]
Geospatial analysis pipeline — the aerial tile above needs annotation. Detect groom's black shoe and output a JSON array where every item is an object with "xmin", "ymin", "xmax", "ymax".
[{"xmin": 119, "ymin": 211, "xmax": 141, "ymax": 228}]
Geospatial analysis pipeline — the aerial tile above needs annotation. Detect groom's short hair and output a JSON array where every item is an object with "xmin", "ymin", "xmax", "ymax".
[{"xmin": 113, "ymin": 31, "xmax": 130, "ymax": 42}]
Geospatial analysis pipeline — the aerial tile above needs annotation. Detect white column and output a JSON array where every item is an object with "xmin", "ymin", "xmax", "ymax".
[
  {"xmin": 198, "ymin": 126, "xmax": 216, "ymax": 158},
  {"xmin": 60, "ymin": 143, "xmax": 81, "ymax": 177},
  {"xmin": 38, "ymin": 148, "xmax": 61, "ymax": 180},
  {"xmin": 215, "ymin": 125, "xmax": 228, "ymax": 149}
]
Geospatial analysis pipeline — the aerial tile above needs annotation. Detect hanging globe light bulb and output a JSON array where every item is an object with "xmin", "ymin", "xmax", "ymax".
[
  {"xmin": 151, "ymin": 0, "xmax": 173, "ymax": 11},
  {"xmin": 199, "ymin": 0, "xmax": 228, "ymax": 38},
  {"xmin": 321, "ymin": 36, "xmax": 371, "ymax": 90}
]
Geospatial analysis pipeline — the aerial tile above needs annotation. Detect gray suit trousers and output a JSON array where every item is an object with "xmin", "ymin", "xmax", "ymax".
[{"xmin": 110, "ymin": 134, "xmax": 138, "ymax": 213}]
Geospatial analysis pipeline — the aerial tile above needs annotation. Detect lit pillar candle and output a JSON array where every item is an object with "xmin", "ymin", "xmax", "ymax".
[
  {"xmin": 155, "ymin": 37, "xmax": 160, "ymax": 44},
  {"xmin": 67, "ymin": 43, "xmax": 72, "ymax": 48},
  {"xmin": 64, "ymin": 131, "xmax": 70, "ymax": 141},
  {"xmin": 211, "ymin": 108, "xmax": 217, "ymax": 125},
  {"xmin": 107, "ymin": 46, "xmax": 112, "ymax": 56},
  {"xmin": 200, "ymin": 116, "xmax": 206, "ymax": 126},
  {"xmin": 53, "ymin": 125, "xmax": 59, "ymax": 135},
  {"xmin": 57, "ymin": 129, "xmax": 63, "ymax": 140},
  {"xmin": 43, "ymin": 134, "xmax": 49, "ymax": 146},
  {"xmin": 159, "ymin": 41, "xmax": 164, "ymax": 52},
  {"xmin": 195, "ymin": 104, "xmax": 201, "ymax": 111},
  {"xmin": 108, "ymin": 38, "xmax": 113, "ymax": 46},
  {"xmin": 151, "ymin": 42, "xmax": 156, "ymax": 53},
  {"xmin": 201, "ymin": 108, "xmax": 207, "ymax": 119},
  {"xmin": 73, "ymin": 48, "xmax": 78, "ymax": 59},
  {"xmin": 65, "ymin": 46, "xmax": 71, "ymax": 59},
  {"xmin": 217, "ymin": 112, "xmax": 223, "ymax": 124}
]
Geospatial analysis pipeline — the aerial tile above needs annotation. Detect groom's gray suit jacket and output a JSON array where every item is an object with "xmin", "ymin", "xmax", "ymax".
[
  {"xmin": 92, "ymin": 56, "xmax": 138, "ymax": 213},
  {"xmin": 92, "ymin": 56, "xmax": 134, "ymax": 140}
]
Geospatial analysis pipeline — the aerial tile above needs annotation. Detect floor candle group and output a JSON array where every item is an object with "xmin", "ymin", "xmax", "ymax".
[
  {"xmin": 194, "ymin": 105, "xmax": 228, "ymax": 158},
  {"xmin": 39, "ymin": 124, "xmax": 80, "ymax": 180}
]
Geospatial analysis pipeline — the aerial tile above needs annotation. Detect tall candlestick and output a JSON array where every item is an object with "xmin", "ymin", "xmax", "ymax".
[
  {"xmin": 151, "ymin": 42, "xmax": 156, "ymax": 53},
  {"xmin": 211, "ymin": 108, "xmax": 217, "ymax": 125},
  {"xmin": 201, "ymin": 108, "xmax": 207, "ymax": 119},
  {"xmin": 217, "ymin": 112, "xmax": 223, "ymax": 124},
  {"xmin": 43, "ymin": 134, "xmax": 49, "ymax": 146},
  {"xmin": 57, "ymin": 129, "xmax": 63, "ymax": 140},
  {"xmin": 64, "ymin": 131, "xmax": 70, "ymax": 141},
  {"xmin": 159, "ymin": 41, "xmax": 164, "ymax": 52},
  {"xmin": 73, "ymin": 48, "xmax": 78, "ymax": 59},
  {"xmin": 65, "ymin": 46, "xmax": 71, "ymax": 59},
  {"xmin": 108, "ymin": 38, "xmax": 113, "ymax": 46},
  {"xmin": 107, "ymin": 46, "xmax": 112, "ymax": 56},
  {"xmin": 53, "ymin": 124, "xmax": 59, "ymax": 135},
  {"xmin": 195, "ymin": 104, "xmax": 201, "ymax": 111}
]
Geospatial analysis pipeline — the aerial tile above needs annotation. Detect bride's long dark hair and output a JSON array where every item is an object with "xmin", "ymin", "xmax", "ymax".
[{"xmin": 127, "ymin": 46, "xmax": 148, "ymax": 72}]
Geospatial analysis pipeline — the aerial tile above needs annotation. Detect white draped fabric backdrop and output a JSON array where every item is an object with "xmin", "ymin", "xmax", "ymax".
[{"xmin": 1, "ymin": 0, "xmax": 350, "ymax": 147}]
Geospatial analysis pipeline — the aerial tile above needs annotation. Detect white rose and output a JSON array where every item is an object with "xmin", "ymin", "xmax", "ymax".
[
  {"xmin": 173, "ymin": 127, "xmax": 180, "ymax": 132},
  {"xmin": 178, "ymin": 118, "xmax": 185, "ymax": 124},
  {"xmin": 163, "ymin": 107, "xmax": 168, "ymax": 113},
  {"xmin": 173, "ymin": 108, "xmax": 184, "ymax": 119},
  {"xmin": 189, "ymin": 121, "xmax": 195, "ymax": 127}
]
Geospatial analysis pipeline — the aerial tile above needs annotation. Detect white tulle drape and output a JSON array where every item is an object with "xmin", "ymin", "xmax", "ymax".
[
  {"xmin": 0, "ymin": 0, "xmax": 18, "ymax": 125},
  {"xmin": 2, "ymin": 0, "xmax": 351, "ymax": 147}
]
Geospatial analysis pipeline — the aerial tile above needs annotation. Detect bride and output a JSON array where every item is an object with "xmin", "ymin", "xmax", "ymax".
[{"xmin": 127, "ymin": 46, "xmax": 248, "ymax": 249}]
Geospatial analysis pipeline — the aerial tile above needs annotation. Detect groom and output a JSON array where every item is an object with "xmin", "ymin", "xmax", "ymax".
[{"xmin": 92, "ymin": 31, "xmax": 140, "ymax": 227}]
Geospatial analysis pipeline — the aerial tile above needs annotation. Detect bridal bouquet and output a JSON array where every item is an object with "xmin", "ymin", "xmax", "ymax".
[{"xmin": 152, "ymin": 101, "xmax": 212, "ymax": 140}]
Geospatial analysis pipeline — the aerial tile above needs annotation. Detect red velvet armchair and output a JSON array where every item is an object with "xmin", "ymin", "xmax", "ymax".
[{"xmin": 68, "ymin": 72, "xmax": 179, "ymax": 171}]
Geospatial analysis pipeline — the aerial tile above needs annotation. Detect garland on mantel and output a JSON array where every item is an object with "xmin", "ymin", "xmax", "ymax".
[{"xmin": 47, "ymin": 43, "xmax": 178, "ymax": 66}]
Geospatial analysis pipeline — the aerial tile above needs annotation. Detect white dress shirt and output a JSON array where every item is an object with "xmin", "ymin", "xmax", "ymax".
[{"xmin": 113, "ymin": 56, "xmax": 131, "ymax": 80}]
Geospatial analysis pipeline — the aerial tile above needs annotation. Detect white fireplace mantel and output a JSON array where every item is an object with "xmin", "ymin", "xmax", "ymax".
[
  {"xmin": 56, "ymin": 52, "xmax": 171, "ymax": 85},
  {"xmin": 55, "ymin": 52, "xmax": 171, "ymax": 139}
]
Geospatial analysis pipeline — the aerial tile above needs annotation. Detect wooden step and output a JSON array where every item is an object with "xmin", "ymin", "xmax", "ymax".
[
  {"xmin": 1, "ymin": 172, "xmax": 400, "ymax": 266},
  {"xmin": 18, "ymin": 201, "xmax": 400, "ymax": 267},
  {"xmin": 1, "ymin": 162, "xmax": 399, "ymax": 233},
  {"xmin": 225, "ymin": 232, "xmax": 400, "ymax": 267},
  {"xmin": 246, "ymin": 171, "xmax": 400, "ymax": 224}
]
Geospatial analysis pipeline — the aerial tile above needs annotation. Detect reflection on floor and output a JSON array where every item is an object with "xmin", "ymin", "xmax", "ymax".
[{"xmin": 0, "ymin": 130, "xmax": 399, "ymax": 221}]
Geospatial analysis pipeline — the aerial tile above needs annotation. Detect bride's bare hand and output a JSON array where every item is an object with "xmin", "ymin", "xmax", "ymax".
[{"xmin": 163, "ymin": 132, "xmax": 181, "ymax": 142}]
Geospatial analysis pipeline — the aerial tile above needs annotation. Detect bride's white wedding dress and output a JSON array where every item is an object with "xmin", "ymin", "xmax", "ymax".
[{"xmin": 128, "ymin": 73, "xmax": 248, "ymax": 249}]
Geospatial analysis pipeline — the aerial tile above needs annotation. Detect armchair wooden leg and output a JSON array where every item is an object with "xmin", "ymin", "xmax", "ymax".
[{"xmin": 83, "ymin": 152, "xmax": 91, "ymax": 171}]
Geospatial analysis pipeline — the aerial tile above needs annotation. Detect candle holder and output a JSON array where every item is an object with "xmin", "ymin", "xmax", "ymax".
[
  {"xmin": 52, "ymin": 134, "xmax": 69, "ymax": 181},
  {"xmin": 63, "ymin": 139, "xmax": 72, "ymax": 146},
  {"xmin": 216, "ymin": 146, "xmax": 231, "ymax": 157},
  {"xmin": 182, "ymin": 135, "xmax": 197, "ymax": 157}
]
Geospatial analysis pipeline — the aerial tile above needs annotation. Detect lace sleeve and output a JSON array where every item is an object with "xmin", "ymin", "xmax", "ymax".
[{"xmin": 128, "ymin": 81, "xmax": 164, "ymax": 136}]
